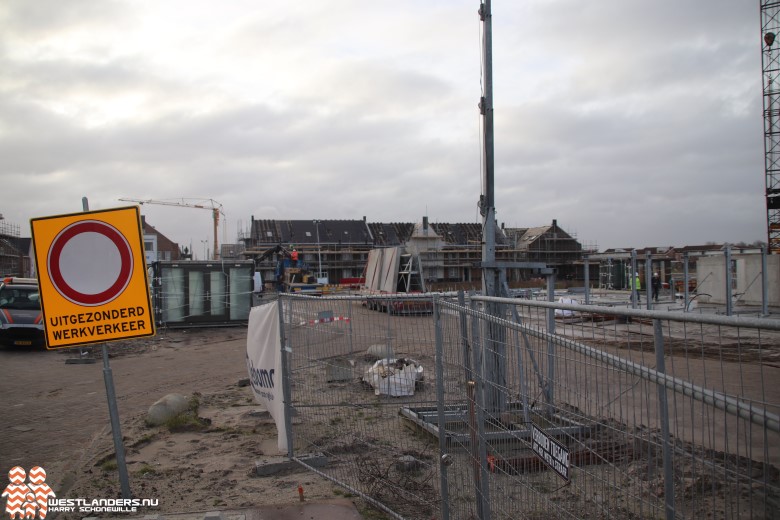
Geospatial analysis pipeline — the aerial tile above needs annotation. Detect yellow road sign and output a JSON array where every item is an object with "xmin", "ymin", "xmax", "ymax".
[{"xmin": 31, "ymin": 206, "xmax": 156, "ymax": 349}]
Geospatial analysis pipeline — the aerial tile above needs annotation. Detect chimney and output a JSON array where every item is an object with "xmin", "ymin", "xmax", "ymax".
[
  {"xmin": 552, "ymin": 219, "xmax": 557, "ymax": 229},
  {"xmin": 423, "ymin": 216, "xmax": 428, "ymax": 230}
]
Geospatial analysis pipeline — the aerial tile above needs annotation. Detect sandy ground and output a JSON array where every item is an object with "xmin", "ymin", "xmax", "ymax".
[{"xmin": 0, "ymin": 327, "xmax": 377, "ymax": 519}]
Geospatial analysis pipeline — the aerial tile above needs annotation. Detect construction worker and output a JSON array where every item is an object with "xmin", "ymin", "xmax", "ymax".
[
  {"xmin": 651, "ymin": 272, "xmax": 661, "ymax": 302},
  {"xmin": 291, "ymin": 249, "xmax": 299, "ymax": 267},
  {"xmin": 632, "ymin": 272, "xmax": 641, "ymax": 303}
]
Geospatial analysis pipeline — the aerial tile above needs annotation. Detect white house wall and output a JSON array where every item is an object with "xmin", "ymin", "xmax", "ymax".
[
  {"xmin": 696, "ymin": 254, "xmax": 780, "ymax": 307},
  {"xmin": 737, "ymin": 254, "xmax": 780, "ymax": 305}
]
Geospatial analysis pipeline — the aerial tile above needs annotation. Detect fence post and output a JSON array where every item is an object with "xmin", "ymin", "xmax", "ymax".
[
  {"xmin": 483, "ymin": 304, "xmax": 507, "ymax": 413},
  {"xmin": 467, "ymin": 380, "xmax": 491, "ymax": 520},
  {"xmin": 725, "ymin": 246, "xmax": 733, "ymax": 316},
  {"xmin": 653, "ymin": 319, "xmax": 675, "ymax": 519},
  {"xmin": 433, "ymin": 298, "xmax": 450, "ymax": 520},
  {"xmin": 278, "ymin": 296, "xmax": 294, "ymax": 459},
  {"xmin": 469, "ymin": 296, "xmax": 481, "ymax": 379},
  {"xmin": 645, "ymin": 251, "xmax": 653, "ymax": 310},
  {"xmin": 468, "ymin": 309, "xmax": 491, "ymax": 520},
  {"xmin": 347, "ymin": 298, "xmax": 354, "ymax": 355},
  {"xmin": 458, "ymin": 291, "xmax": 473, "ymax": 382},
  {"xmin": 546, "ymin": 270, "xmax": 556, "ymax": 417},
  {"xmin": 385, "ymin": 295, "xmax": 394, "ymax": 360}
]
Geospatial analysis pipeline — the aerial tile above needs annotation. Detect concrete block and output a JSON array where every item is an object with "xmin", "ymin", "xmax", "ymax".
[
  {"xmin": 254, "ymin": 453, "xmax": 327, "ymax": 477},
  {"xmin": 298, "ymin": 452, "xmax": 328, "ymax": 468},
  {"xmin": 326, "ymin": 359, "xmax": 354, "ymax": 382},
  {"xmin": 203, "ymin": 512, "xmax": 224, "ymax": 520}
]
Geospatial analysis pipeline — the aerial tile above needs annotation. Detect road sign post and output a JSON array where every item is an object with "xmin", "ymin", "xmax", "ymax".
[{"xmin": 31, "ymin": 203, "xmax": 156, "ymax": 499}]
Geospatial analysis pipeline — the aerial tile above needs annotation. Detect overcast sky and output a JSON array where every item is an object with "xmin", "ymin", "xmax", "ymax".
[{"xmin": 0, "ymin": 0, "xmax": 766, "ymax": 256}]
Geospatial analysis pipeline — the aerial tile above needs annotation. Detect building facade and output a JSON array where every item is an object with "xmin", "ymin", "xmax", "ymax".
[
  {"xmin": 239, "ymin": 216, "xmax": 587, "ymax": 290},
  {"xmin": 141, "ymin": 216, "xmax": 182, "ymax": 263}
]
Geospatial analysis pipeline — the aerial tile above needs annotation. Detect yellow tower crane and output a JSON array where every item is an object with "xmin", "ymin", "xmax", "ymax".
[{"xmin": 119, "ymin": 197, "xmax": 224, "ymax": 260}]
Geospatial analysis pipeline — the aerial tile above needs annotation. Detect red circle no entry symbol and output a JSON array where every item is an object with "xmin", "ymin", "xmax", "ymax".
[{"xmin": 47, "ymin": 220, "xmax": 134, "ymax": 306}]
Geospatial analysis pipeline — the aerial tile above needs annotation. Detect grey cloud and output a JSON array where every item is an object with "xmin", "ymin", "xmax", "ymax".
[
  {"xmin": 1, "ymin": 0, "xmax": 127, "ymax": 37},
  {"xmin": 0, "ymin": 0, "xmax": 769, "ymax": 250}
]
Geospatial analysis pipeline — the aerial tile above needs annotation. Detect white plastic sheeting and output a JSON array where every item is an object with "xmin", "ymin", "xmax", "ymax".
[
  {"xmin": 554, "ymin": 297, "xmax": 578, "ymax": 317},
  {"xmin": 246, "ymin": 301, "xmax": 287, "ymax": 452},
  {"xmin": 363, "ymin": 358, "xmax": 424, "ymax": 397}
]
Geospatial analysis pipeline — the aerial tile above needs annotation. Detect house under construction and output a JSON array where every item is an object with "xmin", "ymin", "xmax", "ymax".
[
  {"xmin": 238, "ymin": 216, "xmax": 591, "ymax": 291},
  {"xmin": 0, "ymin": 219, "xmax": 31, "ymax": 277}
]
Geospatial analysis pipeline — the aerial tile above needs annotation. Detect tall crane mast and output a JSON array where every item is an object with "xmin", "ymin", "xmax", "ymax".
[
  {"xmin": 761, "ymin": 2, "xmax": 780, "ymax": 254},
  {"xmin": 119, "ymin": 197, "xmax": 224, "ymax": 260}
]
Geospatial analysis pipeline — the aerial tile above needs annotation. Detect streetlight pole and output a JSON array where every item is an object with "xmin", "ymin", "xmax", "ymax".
[{"xmin": 313, "ymin": 220, "xmax": 323, "ymax": 279}]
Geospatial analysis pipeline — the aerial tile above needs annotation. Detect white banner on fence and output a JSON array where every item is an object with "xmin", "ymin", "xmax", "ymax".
[{"xmin": 246, "ymin": 301, "xmax": 287, "ymax": 453}]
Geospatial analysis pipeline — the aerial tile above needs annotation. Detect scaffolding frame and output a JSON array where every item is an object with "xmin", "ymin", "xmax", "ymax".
[{"xmin": 761, "ymin": 1, "xmax": 780, "ymax": 253}]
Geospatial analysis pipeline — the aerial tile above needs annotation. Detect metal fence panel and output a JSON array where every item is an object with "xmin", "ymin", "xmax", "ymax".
[
  {"xmin": 279, "ymin": 293, "xmax": 780, "ymax": 519},
  {"xmin": 280, "ymin": 294, "xmax": 444, "ymax": 519}
]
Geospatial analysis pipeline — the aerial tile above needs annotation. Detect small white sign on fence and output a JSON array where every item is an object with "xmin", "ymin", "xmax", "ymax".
[{"xmin": 531, "ymin": 424, "xmax": 570, "ymax": 481}]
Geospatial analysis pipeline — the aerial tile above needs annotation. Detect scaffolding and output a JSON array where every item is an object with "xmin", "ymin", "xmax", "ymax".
[
  {"xmin": 761, "ymin": 2, "xmax": 780, "ymax": 253},
  {"xmin": 0, "ymin": 220, "xmax": 20, "ymax": 238}
]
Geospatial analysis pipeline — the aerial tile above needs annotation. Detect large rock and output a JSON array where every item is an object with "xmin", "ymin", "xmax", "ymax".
[
  {"xmin": 326, "ymin": 359, "xmax": 355, "ymax": 382},
  {"xmin": 147, "ymin": 393, "xmax": 191, "ymax": 426}
]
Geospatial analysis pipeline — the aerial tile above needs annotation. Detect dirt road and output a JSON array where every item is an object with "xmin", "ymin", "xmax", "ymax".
[{"xmin": 0, "ymin": 327, "xmax": 350, "ymax": 517}]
